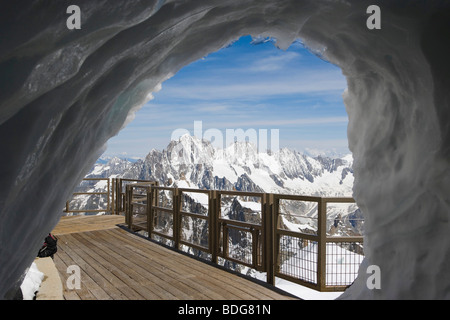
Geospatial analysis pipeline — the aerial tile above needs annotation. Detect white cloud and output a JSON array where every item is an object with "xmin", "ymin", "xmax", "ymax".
[
  {"xmin": 201, "ymin": 116, "xmax": 348, "ymax": 129},
  {"xmin": 248, "ymin": 51, "xmax": 301, "ymax": 72},
  {"xmin": 195, "ymin": 104, "xmax": 230, "ymax": 113},
  {"xmin": 161, "ymin": 69, "xmax": 346, "ymax": 101}
]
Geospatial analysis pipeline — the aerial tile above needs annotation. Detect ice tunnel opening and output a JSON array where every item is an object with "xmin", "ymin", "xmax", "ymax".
[
  {"xmin": 96, "ymin": 34, "xmax": 357, "ymax": 299},
  {"xmin": 1, "ymin": 1, "xmax": 449, "ymax": 300}
]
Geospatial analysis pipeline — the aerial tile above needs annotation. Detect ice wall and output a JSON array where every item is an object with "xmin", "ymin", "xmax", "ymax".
[{"xmin": 0, "ymin": 0, "xmax": 449, "ymax": 299}]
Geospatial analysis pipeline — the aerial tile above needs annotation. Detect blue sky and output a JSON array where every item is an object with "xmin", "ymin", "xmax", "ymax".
[{"xmin": 103, "ymin": 36, "xmax": 349, "ymax": 159}]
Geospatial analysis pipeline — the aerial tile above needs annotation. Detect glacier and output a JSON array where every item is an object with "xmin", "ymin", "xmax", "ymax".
[{"xmin": 0, "ymin": 0, "xmax": 449, "ymax": 299}]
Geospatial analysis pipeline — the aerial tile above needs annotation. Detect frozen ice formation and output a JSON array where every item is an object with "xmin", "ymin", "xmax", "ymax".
[{"xmin": 0, "ymin": 0, "xmax": 449, "ymax": 299}]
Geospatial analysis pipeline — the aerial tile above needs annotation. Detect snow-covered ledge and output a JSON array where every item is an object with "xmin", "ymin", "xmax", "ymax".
[
  {"xmin": 18, "ymin": 257, "xmax": 63, "ymax": 300},
  {"xmin": 20, "ymin": 262, "xmax": 43, "ymax": 300},
  {"xmin": 0, "ymin": 1, "xmax": 449, "ymax": 299}
]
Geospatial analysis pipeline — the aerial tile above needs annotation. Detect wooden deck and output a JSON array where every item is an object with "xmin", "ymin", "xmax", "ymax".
[
  {"xmin": 52, "ymin": 214, "xmax": 126, "ymax": 235},
  {"xmin": 52, "ymin": 215, "xmax": 298, "ymax": 300}
]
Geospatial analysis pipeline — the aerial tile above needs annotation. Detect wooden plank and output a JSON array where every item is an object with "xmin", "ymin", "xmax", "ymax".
[
  {"xmin": 93, "ymin": 229, "xmax": 222, "ymax": 299},
  {"xmin": 67, "ymin": 232, "xmax": 154, "ymax": 300},
  {"xmin": 54, "ymin": 242, "xmax": 98, "ymax": 299},
  {"xmin": 106, "ymin": 228, "xmax": 292, "ymax": 300},
  {"xmin": 96, "ymin": 234, "xmax": 209, "ymax": 299},
  {"xmin": 52, "ymin": 215, "xmax": 124, "ymax": 235},
  {"xmin": 59, "ymin": 233, "xmax": 145, "ymax": 300},
  {"xmin": 124, "ymin": 243, "xmax": 246, "ymax": 299},
  {"xmin": 57, "ymin": 242, "xmax": 114, "ymax": 300},
  {"xmin": 77, "ymin": 231, "xmax": 189, "ymax": 299},
  {"xmin": 109, "ymin": 228, "xmax": 266, "ymax": 299},
  {"xmin": 53, "ymin": 216, "xmax": 298, "ymax": 300},
  {"xmin": 103, "ymin": 229, "xmax": 241, "ymax": 299},
  {"xmin": 53, "ymin": 250, "xmax": 82, "ymax": 300},
  {"xmin": 59, "ymin": 235, "xmax": 134, "ymax": 300}
]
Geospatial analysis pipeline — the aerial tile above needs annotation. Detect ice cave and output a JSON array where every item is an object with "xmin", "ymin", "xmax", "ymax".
[{"xmin": 0, "ymin": 0, "xmax": 449, "ymax": 299}]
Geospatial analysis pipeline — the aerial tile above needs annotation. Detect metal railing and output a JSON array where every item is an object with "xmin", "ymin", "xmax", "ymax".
[
  {"xmin": 64, "ymin": 178, "xmax": 159, "ymax": 215},
  {"xmin": 64, "ymin": 178, "xmax": 111, "ymax": 215},
  {"xmin": 113, "ymin": 178, "xmax": 159, "ymax": 216},
  {"xmin": 65, "ymin": 178, "xmax": 364, "ymax": 291},
  {"xmin": 272, "ymin": 195, "xmax": 363, "ymax": 291},
  {"xmin": 123, "ymin": 181, "xmax": 364, "ymax": 292}
]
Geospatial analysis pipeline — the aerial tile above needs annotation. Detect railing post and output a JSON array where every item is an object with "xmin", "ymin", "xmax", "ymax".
[
  {"xmin": 210, "ymin": 190, "xmax": 218, "ymax": 264},
  {"xmin": 116, "ymin": 178, "xmax": 122, "ymax": 214},
  {"xmin": 265, "ymin": 193, "xmax": 275, "ymax": 285},
  {"xmin": 107, "ymin": 178, "xmax": 111, "ymax": 214},
  {"xmin": 115, "ymin": 178, "xmax": 121, "ymax": 214},
  {"xmin": 149, "ymin": 187, "xmax": 157, "ymax": 239},
  {"xmin": 146, "ymin": 185, "xmax": 152, "ymax": 237},
  {"xmin": 110, "ymin": 178, "xmax": 114, "ymax": 214},
  {"xmin": 125, "ymin": 184, "xmax": 131, "ymax": 228},
  {"xmin": 317, "ymin": 198, "xmax": 327, "ymax": 291},
  {"xmin": 174, "ymin": 188, "xmax": 180, "ymax": 250}
]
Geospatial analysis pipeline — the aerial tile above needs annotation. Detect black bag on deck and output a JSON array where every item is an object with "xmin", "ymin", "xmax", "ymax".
[{"xmin": 37, "ymin": 233, "xmax": 58, "ymax": 259}]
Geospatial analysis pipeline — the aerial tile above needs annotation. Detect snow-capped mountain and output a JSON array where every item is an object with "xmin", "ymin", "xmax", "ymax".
[
  {"xmin": 87, "ymin": 156, "xmax": 135, "ymax": 179},
  {"xmin": 116, "ymin": 134, "xmax": 355, "ymax": 198},
  {"xmin": 81, "ymin": 135, "xmax": 361, "ymax": 234}
]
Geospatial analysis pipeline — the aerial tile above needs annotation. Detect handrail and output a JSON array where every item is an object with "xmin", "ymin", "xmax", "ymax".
[
  {"xmin": 64, "ymin": 178, "xmax": 111, "ymax": 214},
  {"xmin": 65, "ymin": 177, "xmax": 364, "ymax": 292},
  {"xmin": 122, "ymin": 181, "xmax": 363, "ymax": 292}
]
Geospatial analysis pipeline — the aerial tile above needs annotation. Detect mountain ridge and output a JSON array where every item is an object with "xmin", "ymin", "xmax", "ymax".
[{"xmin": 90, "ymin": 134, "xmax": 354, "ymax": 198}]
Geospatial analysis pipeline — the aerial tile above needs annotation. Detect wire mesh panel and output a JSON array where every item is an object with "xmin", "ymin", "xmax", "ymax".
[
  {"xmin": 273, "ymin": 195, "xmax": 364, "ymax": 291},
  {"xmin": 325, "ymin": 241, "xmax": 364, "ymax": 287},
  {"xmin": 277, "ymin": 234, "xmax": 318, "ymax": 285}
]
